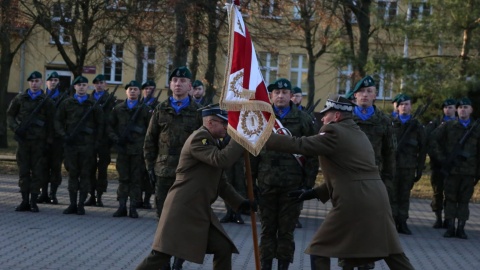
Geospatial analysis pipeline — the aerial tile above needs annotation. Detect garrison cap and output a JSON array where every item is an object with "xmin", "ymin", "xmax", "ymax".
[
  {"xmin": 72, "ymin": 75, "xmax": 88, "ymax": 85},
  {"xmin": 199, "ymin": 103, "xmax": 228, "ymax": 121},
  {"xmin": 320, "ymin": 95, "xmax": 355, "ymax": 114},
  {"xmin": 442, "ymin": 98, "xmax": 456, "ymax": 108},
  {"xmin": 125, "ymin": 80, "xmax": 141, "ymax": 89},
  {"xmin": 352, "ymin": 75, "xmax": 375, "ymax": 94},
  {"xmin": 92, "ymin": 74, "xmax": 105, "ymax": 83},
  {"xmin": 27, "ymin": 71, "xmax": 42, "ymax": 81},
  {"xmin": 267, "ymin": 78, "xmax": 292, "ymax": 92},
  {"xmin": 192, "ymin": 80, "xmax": 204, "ymax": 88},
  {"xmin": 141, "ymin": 80, "xmax": 156, "ymax": 89},
  {"xmin": 169, "ymin": 66, "xmax": 192, "ymax": 82},
  {"xmin": 46, "ymin": 71, "xmax": 59, "ymax": 81},
  {"xmin": 456, "ymin": 97, "xmax": 472, "ymax": 107},
  {"xmin": 293, "ymin": 87, "xmax": 302, "ymax": 94},
  {"xmin": 395, "ymin": 94, "xmax": 411, "ymax": 107}
]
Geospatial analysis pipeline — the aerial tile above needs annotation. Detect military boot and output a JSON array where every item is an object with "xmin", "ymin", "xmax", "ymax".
[
  {"xmin": 397, "ymin": 219, "xmax": 412, "ymax": 235},
  {"xmin": 443, "ymin": 218, "xmax": 456, "ymax": 238},
  {"xmin": 220, "ymin": 206, "xmax": 234, "ymax": 223},
  {"xmin": 456, "ymin": 220, "xmax": 468, "ymax": 239},
  {"xmin": 84, "ymin": 188, "xmax": 96, "ymax": 206},
  {"xmin": 277, "ymin": 260, "xmax": 290, "ymax": 270},
  {"xmin": 49, "ymin": 183, "xmax": 59, "ymax": 204},
  {"xmin": 143, "ymin": 192, "xmax": 152, "ymax": 209},
  {"xmin": 63, "ymin": 191, "xmax": 78, "ymax": 214},
  {"xmin": 172, "ymin": 257, "xmax": 185, "ymax": 270},
  {"xmin": 37, "ymin": 183, "xmax": 50, "ymax": 203},
  {"xmin": 30, "ymin": 193, "xmax": 40, "ymax": 212},
  {"xmin": 96, "ymin": 191, "xmax": 104, "ymax": 207},
  {"xmin": 261, "ymin": 259, "xmax": 272, "ymax": 270},
  {"xmin": 433, "ymin": 210, "xmax": 443, "ymax": 229},
  {"xmin": 234, "ymin": 211, "xmax": 244, "ymax": 224},
  {"xmin": 129, "ymin": 199, "xmax": 139, "ymax": 218},
  {"xmin": 77, "ymin": 192, "xmax": 87, "ymax": 215},
  {"xmin": 15, "ymin": 192, "xmax": 30, "ymax": 211},
  {"xmin": 113, "ymin": 198, "xmax": 128, "ymax": 217}
]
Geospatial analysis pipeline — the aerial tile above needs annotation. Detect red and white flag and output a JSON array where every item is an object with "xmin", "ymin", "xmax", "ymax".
[{"xmin": 220, "ymin": 3, "xmax": 275, "ymax": 156}]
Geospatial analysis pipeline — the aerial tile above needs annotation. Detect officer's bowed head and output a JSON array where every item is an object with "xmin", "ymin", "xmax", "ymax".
[
  {"xmin": 320, "ymin": 95, "xmax": 355, "ymax": 115},
  {"xmin": 199, "ymin": 103, "xmax": 228, "ymax": 122}
]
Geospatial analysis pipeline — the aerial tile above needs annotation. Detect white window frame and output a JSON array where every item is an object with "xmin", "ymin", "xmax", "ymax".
[
  {"xmin": 50, "ymin": 3, "xmax": 71, "ymax": 45},
  {"xmin": 142, "ymin": 45, "xmax": 156, "ymax": 82},
  {"xmin": 377, "ymin": 0, "xmax": 398, "ymax": 22},
  {"xmin": 259, "ymin": 52, "xmax": 278, "ymax": 85},
  {"xmin": 165, "ymin": 54, "xmax": 173, "ymax": 88},
  {"xmin": 407, "ymin": 0, "xmax": 432, "ymax": 21},
  {"xmin": 336, "ymin": 64, "xmax": 353, "ymax": 96},
  {"xmin": 292, "ymin": 0, "xmax": 316, "ymax": 21},
  {"xmin": 260, "ymin": 0, "xmax": 281, "ymax": 18},
  {"xmin": 290, "ymin": 54, "xmax": 308, "ymax": 90},
  {"xmin": 106, "ymin": 0, "xmax": 127, "ymax": 10},
  {"xmin": 376, "ymin": 68, "xmax": 394, "ymax": 100},
  {"xmin": 104, "ymin": 44, "xmax": 123, "ymax": 83}
]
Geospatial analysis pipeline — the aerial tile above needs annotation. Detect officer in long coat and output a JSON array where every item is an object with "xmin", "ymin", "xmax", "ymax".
[
  {"xmin": 136, "ymin": 106, "xmax": 255, "ymax": 270},
  {"xmin": 266, "ymin": 95, "xmax": 414, "ymax": 270}
]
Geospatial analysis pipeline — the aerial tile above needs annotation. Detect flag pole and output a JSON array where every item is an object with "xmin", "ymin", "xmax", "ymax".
[{"xmin": 243, "ymin": 150, "xmax": 261, "ymax": 270}]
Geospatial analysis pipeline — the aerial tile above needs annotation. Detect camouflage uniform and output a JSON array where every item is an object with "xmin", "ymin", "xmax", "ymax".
[
  {"xmin": 7, "ymin": 90, "xmax": 55, "ymax": 211},
  {"xmin": 86, "ymin": 90, "xmax": 116, "ymax": 206},
  {"xmin": 55, "ymin": 95, "xmax": 104, "ymax": 214},
  {"xmin": 108, "ymin": 99, "xmax": 150, "ymax": 218},
  {"xmin": 251, "ymin": 103, "xmax": 318, "ymax": 265},
  {"xmin": 143, "ymin": 97, "xmax": 202, "ymax": 218},
  {"xmin": 392, "ymin": 117, "xmax": 427, "ymax": 232}
]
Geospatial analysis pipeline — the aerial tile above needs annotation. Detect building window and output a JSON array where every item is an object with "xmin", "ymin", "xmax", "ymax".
[
  {"xmin": 292, "ymin": 0, "xmax": 316, "ymax": 20},
  {"xmin": 50, "ymin": 2, "xmax": 71, "ymax": 44},
  {"xmin": 260, "ymin": 0, "xmax": 281, "ymax": 18},
  {"xmin": 142, "ymin": 46, "xmax": 156, "ymax": 82},
  {"xmin": 377, "ymin": 0, "xmax": 398, "ymax": 23},
  {"xmin": 374, "ymin": 68, "xmax": 394, "ymax": 100},
  {"xmin": 259, "ymin": 52, "xmax": 278, "ymax": 84},
  {"xmin": 290, "ymin": 54, "xmax": 308, "ymax": 90},
  {"xmin": 336, "ymin": 64, "xmax": 353, "ymax": 95},
  {"xmin": 409, "ymin": 1, "xmax": 432, "ymax": 21},
  {"xmin": 165, "ymin": 54, "xmax": 173, "ymax": 87},
  {"xmin": 105, "ymin": 0, "xmax": 127, "ymax": 10},
  {"xmin": 104, "ymin": 44, "xmax": 123, "ymax": 83}
]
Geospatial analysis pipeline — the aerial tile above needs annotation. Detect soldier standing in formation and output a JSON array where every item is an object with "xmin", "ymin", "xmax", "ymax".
[
  {"xmin": 137, "ymin": 80, "xmax": 159, "ymax": 209},
  {"xmin": 191, "ymin": 80, "xmax": 209, "ymax": 106},
  {"xmin": 425, "ymin": 98, "xmax": 457, "ymax": 228},
  {"xmin": 251, "ymin": 78, "xmax": 318, "ymax": 270},
  {"xmin": 55, "ymin": 76, "xmax": 104, "ymax": 215},
  {"xmin": 143, "ymin": 66, "xmax": 202, "ymax": 270},
  {"xmin": 108, "ymin": 80, "xmax": 150, "ymax": 218},
  {"xmin": 291, "ymin": 86, "xmax": 304, "ymax": 111},
  {"xmin": 430, "ymin": 98, "xmax": 480, "ymax": 239},
  {"xmin": 391, "ymin": 94, "xmax": 427, "ymax": 235},
  {"xmin": 7, "ymin": 71, "xmax": 55, "ymax": 212},
  {"xmin": 38, "ymin": 71, "xmax": 68, "ymax": 205},
  {"xmin": 85, "ymin": 74, "xmax": 116, "ymax": 207}
]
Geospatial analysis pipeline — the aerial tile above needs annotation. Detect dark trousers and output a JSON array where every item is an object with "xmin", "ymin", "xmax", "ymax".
[
  {"xmin": 116, "ymin": 153, "xmax": 142, "ymax": 202},
  {"xmin": 310, "ymin": 253, "xmax": 415, "ymax": 270},
  {"xmin": 444, "ymin": 174, "xmax": 475, "ymax": 220},
  {"xmin": 430, "ymin": 168, "xmax": 445, "ymax": 212},
  {"xmin": 155, "ymin": 177, "xmax": 175, "ymax": 217},
  {"xmin": 64, "ymin": 146, "xmax": 94, "ymax": 193},
  {"xmin": 392, "ymin": 168, "xmax": 416, "ymax": 220},
  {"xmin": 16, "ymin": 140, "xmax": 46, "ymax": 194},
  {"xmin": 44, "ymin": 137, "xmax": 64, "ymax": 186},
  {"xmin": 136, "ymin": 224, "xmax": 233, "ymax": 270},
  {"xmin": 90, "ymin": 142, "xmax": 111, "ymax": 193}
]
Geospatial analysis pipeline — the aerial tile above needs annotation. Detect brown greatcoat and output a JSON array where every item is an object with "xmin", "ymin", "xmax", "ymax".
[
  {"xmin": 151, "ymin": 126, "xmax": 245, "ymax": 263},
  {"xmin": 266, "ymin": 117, "xmax": 403, "ymax": 259}
]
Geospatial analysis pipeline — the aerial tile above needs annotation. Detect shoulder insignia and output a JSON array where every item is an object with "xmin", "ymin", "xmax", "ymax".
[{"xmin": 202, "ymin": 138, "xmax": 209, "ymax": 145}]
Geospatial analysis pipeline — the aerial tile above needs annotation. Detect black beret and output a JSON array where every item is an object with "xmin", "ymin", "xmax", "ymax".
[
  {"xmin": 27, "ymin": 71, "xmax": 42, "ymax": 81},
  {"xmin": 125, "ymin": 80, "xmax": 141, "ymax": 89},
  {"xmin": 456, "ymin": 97, "xmax": 472, "ymax": 107},
  {"xmin": 46, "ymin": 71, "xmax": 59, "ymax": 81},
  {"xmin": 292, "ymin": 87, "xmax": 302, "ymax": 94},
  {"xmin": 192, "ymin": 80, "xmax": 204, "ymax": 88},
  {"xmin": 169, "ymin": 66, "xmax": 192, "ymax": 82},
  {"xmin": 93, "ymin": 74, "xmax": 105, "ymax": 83},
  {"xmin": 395, "ymin": 94, "xmax": 411, "ymax": 107},
  {"xmin": 352, "ymin": 75, "xmax": 375, "ymax": 94},
  {"xmin": 141, "ymin": 80, "xmax": 156, "ymax": 89},
  {"xmin": 442, "ymin": 98, "xmax": 456, "ymax": 108},
  {"xmin": 267, "ymin": 78, "xmax": 292, "ymax": 92},
  {"xmin": 72, "ymin": 75, "xmax": 88, "ymax": 85}
]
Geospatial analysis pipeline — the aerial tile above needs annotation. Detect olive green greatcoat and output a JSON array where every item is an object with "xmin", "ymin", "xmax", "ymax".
[
  {"xmin": 266, "ymin": 118, "xmax": 404, "ymax": 259},
  {"xmin": 151, "ymin": 127, "xmax": 245, "ymax": 263}
]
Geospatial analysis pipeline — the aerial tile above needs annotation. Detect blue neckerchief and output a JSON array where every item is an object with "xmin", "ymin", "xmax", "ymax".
[
  {"xmin": 459, "ymin": 118, "xmax": 471, "ymax": 128},
  {"xmin": 28, "ymin": 89, "xmax": 42, "ymax": 100},
  {"xmin": 273, "ymin": 105, "xmax": 291, "ymax": 119},
  {"xmin": 145, "ymin": 97, "xmax": 155, "ymax": 106},
  {"xmin": 126, "ymin": 99, "xmax": 139, "ymax": 109},
  {"xmin": 297, "ymin": 105, "xmax": 304, "ymax": 111},
  {"xmin": 74, "ymin": 94, "xmax": 88, "ymax": 104},
  {"xmin": 194, "ymin": 97, "xmax": 203, "ymax": 104},
  {"xmin": 443, "ymin": 115, "xmax": 456, "ymax": 122},
  {"xmin": 399, "ymin": 114, "xmax": 411, "ymax": 124},
  {"xmin": 392, "ymin": 111, "xmax": 398, "ymax": 118},
  {"xmin": 93, "ymin": 91, "xmax": 105, "ymax": 101},
  {"xmin": 354, "ymin": 106, "xmax": 375, "ymax": 121},
  {"xmin": 169, "ymin": 96, "xmax": 190, "ymax": 114},
  {"xmin": 46, "ymin": 88, "xmax": 60, "ymax": 99}
]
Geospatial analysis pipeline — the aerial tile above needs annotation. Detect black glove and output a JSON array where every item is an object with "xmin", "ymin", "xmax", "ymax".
[
  {"xmin": 288, "ymin": 189, "xmax": 317, "ymax": 202},
  {"xmin": 414, "ymin": 169, "xmax": 423, "ymax": 182},
  {"xmin": 238, "ymin": 199, "xmax": 258, "ymax": 213},
  {"xmin": 148, "ymin": 168, "xmax": 157, "ymax": 188}
]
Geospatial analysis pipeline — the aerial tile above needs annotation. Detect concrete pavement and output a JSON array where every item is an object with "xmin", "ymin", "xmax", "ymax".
[{"xmin": 1, "ymin": 174, "xmax": 479, "ymax": 270}]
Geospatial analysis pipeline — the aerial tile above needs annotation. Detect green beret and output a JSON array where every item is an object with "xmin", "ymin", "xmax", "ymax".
[
  {"xmin": 267, "ymin": 78, "xmax": 292, "ymax": 92},
  {"xmin": 442, "ymin": 98, "xmax": 456, "ymax": 108},
  {"xmin": 192, "ymin": 80, "xmax": 204, "ymax": 88},
  {"xmin": 27, "ymin": 71, "xmax": 42, "ymax": 81},
  {"xmin": 141, "ymin": 80, "xmax": 156, "ymax": 89},
  {"xmin": 72, "ymin": 75, "xmax": 88, "ymax": 85},
  {"xmin": 456, "ymin": 97, "xmax": 472, "ymax": 107},
  {"xmin": 293, "ymin": 87, "xmax": 302, "ymax": 94},
  {"xmin": 46, "ymin": 71, "xmax": 59, "ymax": 81},
  {"xmin": 93, "ymin": 74, "xmax": 105, "ymax": 83},
  {"xmin": 200, "ymin": 103, "xmax": 228, "ymax": 121},
  {"xmin": 352, "ymin": 75, "xmax": 375, "ymax": 94},
  {"xmin": 395, "ymin": 94, "xmax": 411, "ymax": 107},
  {"xmin": 125, "ymin": 80, "xmax": 141, "ymax": 89},
  {"xmin": 169, "ymin": 66, "xmax": 192, "ymax": 82},
  {"xmin": 391, "ymin": 93, "xmax": 402, "ymax": 104},
  {"xmin": 345, "ymin": 91, "xmax": 355, "ymax": 100},
  {"xmin": 320, "ymin": 95, "xmax": 355, "ymax": 114}
]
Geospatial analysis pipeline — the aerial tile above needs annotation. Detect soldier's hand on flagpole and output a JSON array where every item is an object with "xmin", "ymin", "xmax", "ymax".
[{"xmin": 288, "ymin": 189, "xmax": 318, "ymax": 202}]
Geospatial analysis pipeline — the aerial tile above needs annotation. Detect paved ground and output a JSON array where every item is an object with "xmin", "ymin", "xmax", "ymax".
[{"xmin": 1, "ymin": 174, "xmax": 479, "ymax": 270}]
